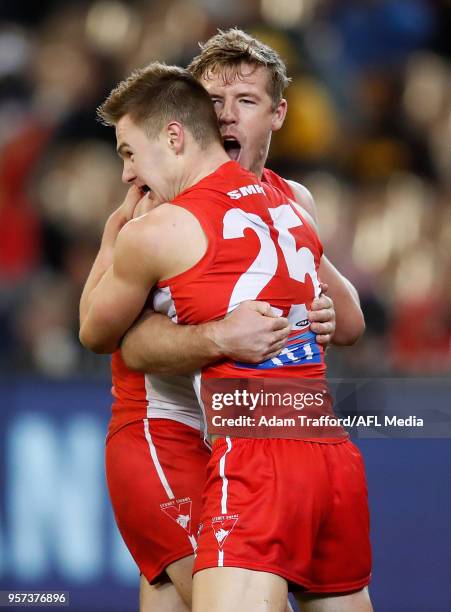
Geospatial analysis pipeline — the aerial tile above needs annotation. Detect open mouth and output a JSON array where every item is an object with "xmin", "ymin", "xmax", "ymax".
[
  {"xmin": 140, "ymin": 184, "xmax": 151, "ymax": 196},
  {"xmin": 223, "ymin": 137, "xmax": 241, "ymax": 161}
]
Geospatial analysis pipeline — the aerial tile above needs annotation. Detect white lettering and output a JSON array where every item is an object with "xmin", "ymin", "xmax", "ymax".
[{"xmin": 227, "ymin": 184, "xmax": 266, "ymax": 200}]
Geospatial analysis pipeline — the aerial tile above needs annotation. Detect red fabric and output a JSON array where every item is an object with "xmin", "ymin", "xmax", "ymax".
[
  {"xmin": 106, "ymin": 419, "xmax": 210, "ymax": 582},
  {"xmin": 194, "ymin": 437, "xmax": 371, "ymax": 593},
  {"xmin": 108, "ymin": 350, "xmax": 147, "ymax": 439},
  {"xmin": 159, "ymin": 160, "xmax": 325, "ymax": 381},
  {"xmin": 261, "ymin": 167, "xmax": 295, "ymax": 200}
]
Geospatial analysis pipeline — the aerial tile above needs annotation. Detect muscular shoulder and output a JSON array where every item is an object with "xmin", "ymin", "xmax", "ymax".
[
  {"xmin": 116, "ymin": 204, "xmax": 171, "ymax": 256},
  {"xmin": 286, "ymin": 180, "xmax": 318, "ymax": 224},
  {"xmin": 116, "ymin": 202, "xmax": 208, "ymax": 281},
  {"xmin": 110, "ymin": 204, "xmax": 173, "ymax": 283}
]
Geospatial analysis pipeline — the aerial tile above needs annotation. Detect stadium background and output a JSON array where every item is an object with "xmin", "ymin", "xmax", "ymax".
[{"xmin": 0, "ymin": 1, "xmax": 450, "ymax": 610}]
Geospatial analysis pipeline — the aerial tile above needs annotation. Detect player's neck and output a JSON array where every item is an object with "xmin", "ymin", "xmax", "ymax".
[
  {"xmin": 246, "ymin": 139, "xmax": 271, "ymax": 179},
  {"xmin": 252, "ymin": 160, "xmax": 265, "ymax": 179},
  {"xmin": 179, "ymin": 143, "xmax": 230, "ymax": 193}
]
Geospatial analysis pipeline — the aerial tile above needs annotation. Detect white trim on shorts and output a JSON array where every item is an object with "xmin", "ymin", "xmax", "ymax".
[
  {"xmin": 218, "ymin": 437, "xmax": 233, "ymax": 566},
  {"xmin": 143, "ymin": 418, "xmax": 176, "ymax": 500},
  {"xmin": 143, "ymin": 418, "xmax": 197, "ymax": 553}
]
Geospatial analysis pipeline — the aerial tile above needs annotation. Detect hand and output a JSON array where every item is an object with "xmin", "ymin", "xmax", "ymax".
[
  {"xmin": 102, "ymin": 185, "xmax": 144, "ymax": 247},
  {"xmin": 308, "ymin": 284, "xmax": 336, "ymax": 345},
  {"xmin": 132, "ymin": 189, "xmax": 165, "ymax": 218},
  {"xmin": 212, "ymin": 301, "xmax": 291, "ymax": 363}
]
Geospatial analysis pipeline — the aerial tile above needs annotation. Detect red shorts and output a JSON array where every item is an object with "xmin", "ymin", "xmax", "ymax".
[
  {"xmin": 106, "ymin": 418, "xmax": 210, "ymax": 583},
  {"xmin": 194, "ymin": 437, "xmax": 371, "ymax": 593}
]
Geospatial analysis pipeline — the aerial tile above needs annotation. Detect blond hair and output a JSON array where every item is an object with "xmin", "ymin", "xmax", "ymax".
[
  {"xmin": 98, "ymin": 62, "xmax": 221, "ymax": 147},
  {"xmin": 188, "ymin": 28, "xmax": 291, "ymax": 108}
]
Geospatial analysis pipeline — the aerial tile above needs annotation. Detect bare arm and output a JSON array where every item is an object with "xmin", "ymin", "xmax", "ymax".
[
  {"xmin": 316, "ymin": 258, "xmax": 364, "ymax": 345},
  {"xmin": 80, "ymin": 192, "xmax": 293, "ymax": 368},
  {"xmin": 121, "ymin": 301, "xmax": 292, "ymax": 374},
  {"xmin": 79, "ymin": 212, "xmax": 166, "ymax": 353},
  {"xmin": 287, "ymin": 180, "xmax": 365, "ymax": 345},
  {"xmin": 79, "ymin": 186, "xmax": 148, "ymax": 324}
]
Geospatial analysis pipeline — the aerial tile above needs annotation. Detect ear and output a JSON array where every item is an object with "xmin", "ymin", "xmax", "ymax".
[
  {"xmin": 167, "ymin": 122, "xmax": 184, "ymax": 154},
  {"xmin": 271, "ymin": 98, "xmax": 288, "ymax": 132}
]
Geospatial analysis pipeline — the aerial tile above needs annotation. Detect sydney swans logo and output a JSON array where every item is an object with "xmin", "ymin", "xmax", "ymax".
[
  {"xmin": 161, "ymin": 497, "xmax": 193, "ymax": 534},
  {"xmin": 211, "ymin": 514, "xmax": 239, "ymax": 549}
]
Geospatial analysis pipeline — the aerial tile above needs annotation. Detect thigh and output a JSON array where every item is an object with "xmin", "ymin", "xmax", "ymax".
[
  {"xmin": 166, "ymin": 555, "xmax": 196, "ymax": 608},
  {"xmin": 106, "ymin": 418, "xmax": 210, "ymax": 584},
  {"xmin": 140, "ymin": 574, "xmax": 190, "ymax": 612},
  {"xmin": 193, "ymin": 567, "xmax": 288, "ymax": 612}
]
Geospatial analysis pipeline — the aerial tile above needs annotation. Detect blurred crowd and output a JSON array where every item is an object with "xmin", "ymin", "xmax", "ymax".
[{"xmin": 1, "ymin": 0, "xmax": 450, "ymax": 378}]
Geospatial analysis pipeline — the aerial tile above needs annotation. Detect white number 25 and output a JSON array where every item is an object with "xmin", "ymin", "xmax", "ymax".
[{"xmin": 223, "ymin": 204, "xmax": 320, "ymax": 327}]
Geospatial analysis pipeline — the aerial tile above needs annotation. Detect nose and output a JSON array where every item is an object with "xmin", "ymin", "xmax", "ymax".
[
  {"xmin": 218, "ymin": 99, "xmax": 237, "ymax": 126},
  {"xmin": 122, "ymin": 161, "xmax": 136, "ymax": 185}
]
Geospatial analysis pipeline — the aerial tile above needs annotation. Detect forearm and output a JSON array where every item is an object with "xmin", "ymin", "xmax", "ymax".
[
  {"xmin": 80, "ymin": 187, "xmax": 145, "ymax": 326},
  {"xmin": 79, "ymin": 262, "xmax": 127, "ymax": 353},
  {"xmin": 288, "ymin": 180, "xmax": 363, "ymax": 344},
  {"xmin": 319, "ymin": 256, "xmax": 365, "ymax": 345},
  {"xmin": 121, "ymin": 311, "xmax": 223, "ymax": 374},
  {"xmin": 79, "ymin": 244, "xmax": 114, "ymax": 324},
  {"xmin": 121, "ymin": 301, "xmax": 291, "ymax": 374}
]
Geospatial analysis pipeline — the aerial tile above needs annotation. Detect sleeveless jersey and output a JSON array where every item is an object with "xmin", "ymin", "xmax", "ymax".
[
  {"xmin": 261, "ymin": 167, "xmax": 295, "ymax": 200},
  {"xmin": 155, "ymin": 160, "xmax": 324, "ymax": 377},
  {"xmin": 152, "ymin": 161, "xmax": 343, "ymax": 438},
  {"xmin": 108, "ymin": 165, "xmax": 324, "ymax": 439},
  {"xmin": 107, "ymin": 352, "xmax": 200, "ymax": 440}
]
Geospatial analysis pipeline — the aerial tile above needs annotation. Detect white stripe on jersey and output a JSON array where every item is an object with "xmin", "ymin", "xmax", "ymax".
[
  {"xmin": 143, "ymin": 418, "xmax": 175, "ymax": 500},
  {"xmin": 153, "ymin": 285, "xmax": 178, "ymax": 321},
  {"xmin": 192, "ymin": 371, "xmax": 211, "ymax": 447},
  {"xmin": 145, "ymin": 373, "xmax": 201, "ymax": 430},
  {"xmin": 144, "ymin": 285, "xmax": 202, "ymax": 430}
]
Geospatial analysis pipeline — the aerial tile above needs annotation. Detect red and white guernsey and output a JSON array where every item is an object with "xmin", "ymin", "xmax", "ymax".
[
  {"xmin": 107, "ymin": 351, "xmax": 200, "ymax": 439},
  {"xmin": 261, "ymin": 167, "xmax": 295, "ymax": 200},
  {"xmin": 155, "ymin": 160, "xmax": 324, "ymax": 374},
  {"xmin": 152, "ymin": 161, "xmax": 337, "ymax": 438},
  {"xmin": 108, "ymin": 164, "xmax": 332, "ymax": 439}
]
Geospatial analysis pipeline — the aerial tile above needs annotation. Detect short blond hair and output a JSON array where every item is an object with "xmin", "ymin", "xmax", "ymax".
[
  {"xmin": 98, "ymin": 62, "xmax": 221, "ymax": 148},
  {"xmin": 188, "ymin": 28, "xmax": 291, "ymax": 108}
]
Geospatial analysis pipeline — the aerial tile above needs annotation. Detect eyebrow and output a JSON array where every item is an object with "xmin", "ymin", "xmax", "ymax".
[
  {"xmin": 210, "ymin": 91, "xmax": 260, "ymax": 99},
  {"xmin": 238, "ymin": 92, "xmax": 260, "ymax": 99}
]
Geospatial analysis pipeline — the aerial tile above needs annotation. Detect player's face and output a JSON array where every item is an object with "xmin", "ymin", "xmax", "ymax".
[
  {"xmin": 200, "ymin": 63, "xmax": 287, "ymax": 177},
  {"xmin": 116, "ymin": 114, "xmax": 177, "ymax": 202}
]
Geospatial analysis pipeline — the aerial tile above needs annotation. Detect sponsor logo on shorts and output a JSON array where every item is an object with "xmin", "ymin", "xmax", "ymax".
[
  {"xmin": 211, "ymin": 514, "xmax": 239, "ymax": 549},
  {"xmin": 160, "ymin": 497, "xmax": 193, "ymax": 534}
]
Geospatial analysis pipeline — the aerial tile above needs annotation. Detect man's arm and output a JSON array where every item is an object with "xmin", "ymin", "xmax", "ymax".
[
  {"xmin": 79, "ymin": 193, "xmax": 296, "ymax": 368},
  {"xmin": 121, "ymin": 301, "xmax": 292, "ymax": 374},
  {"xmin": 81, "ymin": 187, "xmax": 337, "ymax": 368},
  {"xmin": 79, "ymin": 214, "xmax": 164, "ymax": 353},
  {"xmin": 80, "ymin": 186, "xmax": 150, "ymax": 324},
  {"xmin": 287, "ymin": 180, "xmax": 365, "ymax": 346}
]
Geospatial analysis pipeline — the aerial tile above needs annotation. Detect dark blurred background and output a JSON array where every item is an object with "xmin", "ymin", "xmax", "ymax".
[
  {"xmin": 0, "ymin": 1, "xmax": 450, "ymax": 611},
  {"xmin": 1, "ymin": 0, "xmax": 451, "ymax": 377}
]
